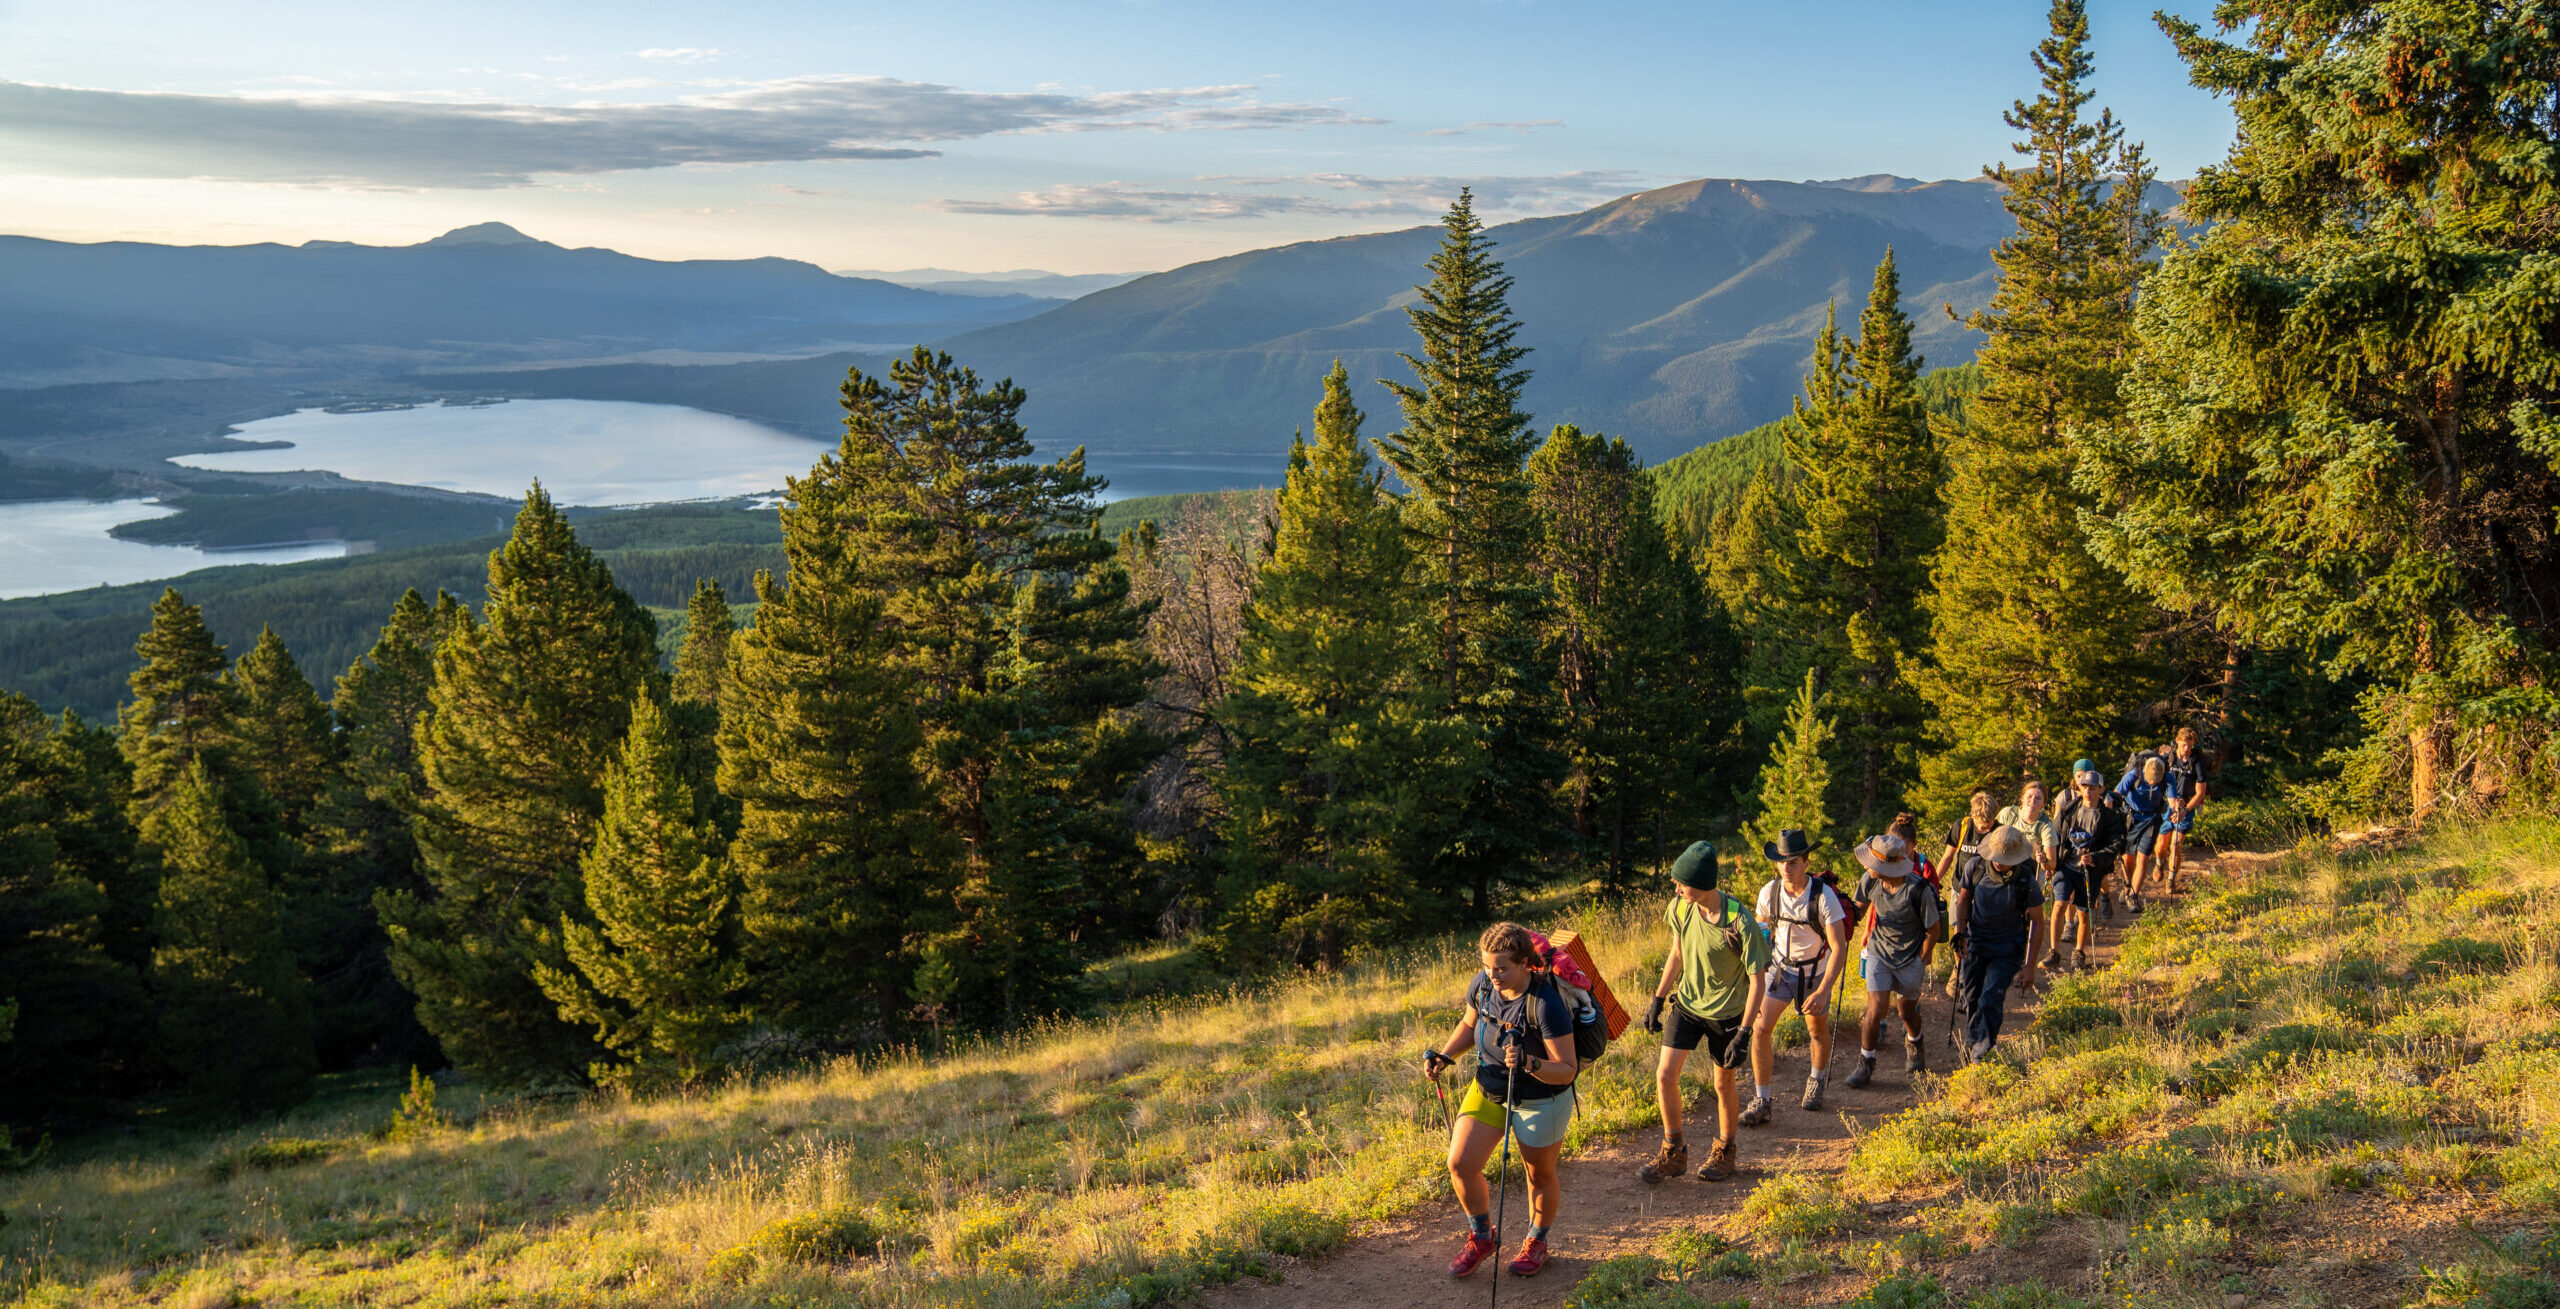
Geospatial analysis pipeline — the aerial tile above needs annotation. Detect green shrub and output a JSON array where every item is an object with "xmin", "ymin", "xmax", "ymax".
[
  {"xmin": 1845, "ymin": 1272, "xmax": 1947, "ymax": 1308},
  {"xmin": 1963, "ymin": 1281, "xmax": 2090, "ymax": 1309},
  {"xmin": 2417, "ymin": 936, "xmax": 2511, "ymax": 976},
  {"xmin": 204, "ymin": 1137, "xmax": 340, "ymax": 1183},
  {"xmin": 706, "ymin": 1204, "xmax": 881, "ymax": 1279},
  {"xmin": 1244, "ymin": 1203, "xmax": 1344, "ymax": 1258},
  {"xmin": 1743, "ymin": 1170, "xmax": 1859, "ymax": 1239},
  {"xmin": 1561, "ymin": 1253, "xmax": 1744, "ymax": 1309},
  {"xmin": 2057, "ymin": 1143, "xmax": 2206, "ymax": 1218}
]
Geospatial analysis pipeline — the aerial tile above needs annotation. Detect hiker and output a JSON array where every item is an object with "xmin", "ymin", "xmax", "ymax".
[
  {"xmin": 1887, "ymin": 812, "xmax": 1939, "ymax": 887},
  {"xmin": 1948, "ymin": 824, "xmax": 2047, "ymax": 1062},
  {"xmin": 1937, "ymin": 791, "xmax": 1999, "ymax": 996},
  {"xmin": 1745, "ymin": 829, "xmax": 1849, "ymax": 1122},
  {"xmin": 2161, "ymin": 727, "xmax": 2212, "ymax": 891},
  {"xmin": 1996, "ymin": 779, "xmax": 2059, "ymax": 875},
  {"xmin": 2114, "ymin": 753, "xmax": 2181, "ymax": 911},
  {"xmin": 1428, "ymin": 921, "xmax": 1581, "ymax": 1279},
  {"xmin": 2048, "ymin": 763, "xmax": 2125, "ymax": 970},
  {"xmin": 1845, "ymin": 832, "xmax": 1941, "ymax": 1087},
  {"xmin": 1635, "ymin": 841, "xmax": 1770, "ymax": 1187}
]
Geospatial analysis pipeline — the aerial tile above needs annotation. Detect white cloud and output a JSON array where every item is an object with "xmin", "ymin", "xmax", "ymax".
[
  {"xmin": 0, "ymin": 77, "xmax": 1383, "ymax": 189},
  {"xmin": 1422, "ymin": 118, "xmax": 1562, "ymax": 137},
  {"xmin": 929, "ymin": 170, "xmax": 1647, "ymax": 223},
  {"xmin": 635, "ymin": 48, "xmax": 726, "ymax": 62}
]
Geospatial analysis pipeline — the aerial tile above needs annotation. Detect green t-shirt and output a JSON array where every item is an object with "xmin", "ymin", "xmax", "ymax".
[{"xmin": 1666, "ymin": 893, "xmax": 1773, "ymax": 1021}]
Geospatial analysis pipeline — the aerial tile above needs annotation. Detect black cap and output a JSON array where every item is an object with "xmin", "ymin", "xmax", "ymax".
[{"xmin": 1670, "ymin": 840, "xmax": 1718, "ymax": 889}]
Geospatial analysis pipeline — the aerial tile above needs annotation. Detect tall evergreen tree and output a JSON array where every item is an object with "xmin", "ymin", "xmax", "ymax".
[
  {"xmin": 2087, "ymin": 0, "xmax": 2560, "ymax": 817},
  {"xmin": 117, "ymin": 588, "xmax": 235, "ymax": 820},
  {"xmin": 1376, "ymin": 190, "xmax": 1563, "ymax": 916},
  {"xmin": 1703, "ymin": 459, "xmax": 1810, "ymax": 759},
  {"xmin": 672, "ymin": 579, "xmax": 734, "ymax": 708},
  {"xmin": 143, "ymin": 759, "xmax": 315, "ymax": 1117},
  {"xmin": 800, "ymin": 347, "xmax": 1158, "ymax": 1029},
  {"xmin": 1212, "ymin": 362, "xmax": 1429, "ymax": 967},
  {"xmin": 225, "ymin": 627, "xmax": 338, "ymax": 843},
  {"xmin": 536, "ymin": 692, "xmax": 743, "ymax": 1087},
  {"xmin": 1529, "ymin": 424, "xmax": 1735, "ymax": 888},
  {"xmin": 381, "ymin": 486, "xmax": 658, "ymax": 1085},
  {"xmin": 1916, "ymin": 0, "xmax": 2163, "ymax": 815},
  {"xmin": 1745, "ymin": 671, "xmax": 1840, "ymax": 869},
  {"xmin": 1785, "ymin": 252, "xmax": 1944, "ymax": 828},
  {"xmin": 0, "ymin": 694, "xmax": 146, "ymax": 1126}
]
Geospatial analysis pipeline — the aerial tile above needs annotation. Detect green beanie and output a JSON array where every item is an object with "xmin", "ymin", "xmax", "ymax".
[{"xmin": 1670, "ymin": 840, "xmax": 1719, "ymax": 889}]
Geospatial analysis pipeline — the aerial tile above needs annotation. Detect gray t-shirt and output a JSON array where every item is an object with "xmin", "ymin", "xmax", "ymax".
[{"xmin": 1856, "ymin": 872, "xmax": 1942, "ymax": 969}]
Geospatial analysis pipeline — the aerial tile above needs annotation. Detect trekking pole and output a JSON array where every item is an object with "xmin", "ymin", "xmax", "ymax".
[
  {"xmin": 1426, "ymin": 1058, "xmax": 1453, "ymax": 1137},
  {"xmin": 1822, "ymin": 950, "xmax": 1854, "ymax": 1085},
  {"xmin": 1490, "ymin": 1023, "xmax": 1519, "ymax": 1309}
]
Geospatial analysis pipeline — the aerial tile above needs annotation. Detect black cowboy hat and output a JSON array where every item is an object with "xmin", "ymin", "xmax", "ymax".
[{"xmin": 1761, "ymin": 828, "xmax": 1815, "ymax": 862}]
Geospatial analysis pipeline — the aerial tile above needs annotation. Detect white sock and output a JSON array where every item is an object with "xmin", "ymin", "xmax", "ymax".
[
  {"xmin": 1810, "ymin": 1070, "xmax": 1827, "ymax": 1083},
  {"xmin": 1861, "ymin": 1048, "xmax": 1877, "ymax": 1060}
]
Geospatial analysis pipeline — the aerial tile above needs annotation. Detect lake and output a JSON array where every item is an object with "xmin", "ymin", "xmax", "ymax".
[
  {"xmin": 174, "ymin": 399, "xmax": 1287, "ymax": 504},
  {"xmin": 176, "ymin": 400, "xmax": 832, "ymax": 505},
  {"xmin": 0, "ymin": 499, "xmax": 347, "ymax": 600}
]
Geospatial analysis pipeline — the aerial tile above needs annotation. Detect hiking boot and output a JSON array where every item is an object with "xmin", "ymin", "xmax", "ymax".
[
  {"xmin": 1506, "ymin": 1236, "xmax": 1551, "ymax": 1277},
  {"xmin": 1801, "ymin": 1075, "xmax": 1826, "ymax": 1112},
  {"xmin": 1905, "ymin": 1036, "xmax": 1926, "ymax": 1074},
  {"xmin": 1636, "ymin": 1137, "xmax": 1688, "ymax": 1184},
  {"xmin": 2073, "ymin": 947, "xmax": 2092, "ymax": 972},
  {"xmin": 2040, "ymin": 948, "xmax": 2063, "ymax": 969},
  {"xmin": 2099, "ymin": 892, "xmax": 2114, "ymax": 922},
  {"xmin": 1450, "ymin": 1231, "xmax": 1498, "ymax": 1278},
  {"xmin": 1696, "ymin": 1136, "xmax": 1737, "ymax": 1182},
  {"xmin": 1846, "ymin": 1054, "xmax": 1876, "ymax": 1089},
  {"xmin": 1968, "ymin": 1038, "xmax": 1994, "ymax": 1064},
  {"xmin": 1739, "ymin": 1094, "xmax": 1773, "ymax": 1128},
  {"xmin": 2129, "ymin": 892, "xmax": 2145, "ymax": 914}
]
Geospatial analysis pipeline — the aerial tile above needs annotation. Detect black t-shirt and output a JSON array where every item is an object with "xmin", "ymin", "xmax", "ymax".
[
  {"xmin": 1958, "ymin": 858, "xmax": 2046, "ymax": 953},
  {"xmin": 2165, "ymin": 751, "xmax": 2211, "ymax": 802},
  {"xmin": 2056, "ymin": 791, "xmax": 2127, "ymax": 864},
  {"xmin": 1942, "ymin": 817, "xmax": 1994, "ymax": 860},
  {"xmin": 1469, "ymin": 972, "xmax": 1577, "ymax": 1102}
]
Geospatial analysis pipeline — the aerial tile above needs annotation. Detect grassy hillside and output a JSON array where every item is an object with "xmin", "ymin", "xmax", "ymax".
[
  {"xmin": 1571, "ymin": 820, "xmax": 2560, "ymax": 1308},
  {"xmin": 0, "ymin": 902, "xmax": 1670, "ymax": 1308}
]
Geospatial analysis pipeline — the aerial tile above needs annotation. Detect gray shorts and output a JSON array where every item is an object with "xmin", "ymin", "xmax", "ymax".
[
  {"xmin": 1861, "ymin": 952, "xmax": 1928, "ymax": 998},
  {"xmin": 1763, "ymin": 961, "xmax": 1832, "ymax": 1016}
]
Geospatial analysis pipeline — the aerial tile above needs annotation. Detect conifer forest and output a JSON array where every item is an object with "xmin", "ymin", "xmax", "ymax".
[{"xmin": 5, "ymin": 3, "xmax": 2560, "ymax": 1307}]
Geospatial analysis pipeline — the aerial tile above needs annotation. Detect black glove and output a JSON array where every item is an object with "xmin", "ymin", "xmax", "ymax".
[
  {"xmin": 1643, "ymin": 994, "xmax": 1667, "ymax": 1035},
  {"xmin": 1424, "ymin": 1050, "xmax": 1455, "ymax": 1077}
]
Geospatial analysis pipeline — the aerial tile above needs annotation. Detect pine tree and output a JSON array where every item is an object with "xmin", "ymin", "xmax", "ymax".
[
  {"xmin": 321, "ymin": 589, "xmax": 459, "ymax": 1067},
  {"xmin": 143, "ymin": 759, "xmax": 315, "ymax": 1117},
  {"xmin": 117, "ymin": 588, "xmax": 235, "ymax": 820},
  {"xmin": 1745, "ymin": 671, "xmax": 1839, "ymax": 868},
  {"xmin": 1703, "ymin": 459, "xmax": 1810, "ymax": 757},
  {"xmin": 720, "ymin": 546, "xmax": 939, "ymax": 1041},
  {"xmin": 535, "ymin": 692, "xmax": 743, "ymax": 1087},
  {"xmin": 381, "ymin": 486, "xmax": 658, "ymax": 1085},
  {"xmin": 1376, "ymin": 190, "xmax": 1563, "ymax": 916},
  {"xmin": 1785, "ymin": 252, "xmax": 1944, "ymax": 828},
  {"xmin": 667, "ymin": 579, "xmax": 736, "ymax": 837},
  {"xmin": 2086, "ymin": 1, "xmax": 2560, "ymax": 817},
  {"xmin": 794, "ymin": 346, "xmax": 1158, "ymax": 1030},
  {"xmin": 1213, "ymin": 362, "xmax": 1428, "ymax": 967},
  {"xmin": 671, "ymin": 579, "xmax": 733, "ymax": 708},
  {"xmin": 1916, "ymin": 0, "xmax": 2163, "ymax": 816},
  {"xmin": 0, "ymin": 694, "xmax": 146, "ymax": 1125},
  {"xmin": 225, "ymin": 627, "xmax": 338, "ymax": 842},
  {"xmin": 1529, "ymin": 424, "xmax": 1736, "ymax": 888}
]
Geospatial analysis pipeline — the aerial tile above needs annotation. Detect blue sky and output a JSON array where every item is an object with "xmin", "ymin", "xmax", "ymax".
[{"xmin": 0, "ymin": 1, "xmax": 2237, "ymax": 272}]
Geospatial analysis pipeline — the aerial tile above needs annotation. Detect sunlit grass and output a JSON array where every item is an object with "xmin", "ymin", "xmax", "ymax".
[{"xmin": 0, "ymin": 897, "xmax": 1684, "ymax": 1307}]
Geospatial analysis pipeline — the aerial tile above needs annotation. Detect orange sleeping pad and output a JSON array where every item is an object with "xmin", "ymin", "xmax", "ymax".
[{"xmin": 1545, "ymin": 929, "xmax": 1630, "ymax": 1039}]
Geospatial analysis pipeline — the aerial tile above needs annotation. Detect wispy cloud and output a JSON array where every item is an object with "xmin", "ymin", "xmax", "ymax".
[
  {"xmin": 0, "ymin": 78, "xmax": 1381, "ymax": 189},
  {"xmin": 1422, "ymin": 118, "xmax": 1562, "ymax": 136},
  {"xmin": 634, "ymin": 48, "xmax": 726, "ymax": 62},
  {"xmin": 929, "ymin": 170, "xmax": 1646, "ymax": 222}
]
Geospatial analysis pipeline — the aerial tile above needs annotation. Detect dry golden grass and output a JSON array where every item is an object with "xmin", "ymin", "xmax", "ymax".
[{"xmin": 1, "ymin": 895, "xmax": 1711, "ymax": 1307}]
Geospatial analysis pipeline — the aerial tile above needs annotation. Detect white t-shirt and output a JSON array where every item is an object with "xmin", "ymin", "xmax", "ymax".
[{"xmin": 1756, "ymin": 876, "xmax": 1846, "ymax": 965}]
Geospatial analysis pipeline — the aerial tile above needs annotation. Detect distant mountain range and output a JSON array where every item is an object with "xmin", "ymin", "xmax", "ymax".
[
  {"xmin": 835, "ymin": 267, "xmax": 1153, "ymax": 299},
  {"xmin": 0, "ymin": 223, "xmax": 1054, "ymax": 388},
  {"xmin": 476, "ymin": 176, "xmax": 2074, "ymax": 465}
]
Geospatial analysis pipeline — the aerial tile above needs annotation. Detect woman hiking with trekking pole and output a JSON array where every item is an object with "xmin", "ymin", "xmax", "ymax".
[{"xmin": 1427, "ymin": 922, "xmax": 1580, "ymax": 1280}]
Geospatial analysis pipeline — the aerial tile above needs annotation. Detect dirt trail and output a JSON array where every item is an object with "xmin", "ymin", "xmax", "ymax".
[{"xmin": 1207, "ymin": 860, "xmax": 2213, "ymax": 1309}]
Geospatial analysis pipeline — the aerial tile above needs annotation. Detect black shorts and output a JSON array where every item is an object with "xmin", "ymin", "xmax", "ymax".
[
  {"xmin": 2125, "ymin": 816, "xmax": 2163, "ymax": 854},
  {"xmin": 1664, "ymin": 1002, "xmax": 1750, "ymax": 1068}
]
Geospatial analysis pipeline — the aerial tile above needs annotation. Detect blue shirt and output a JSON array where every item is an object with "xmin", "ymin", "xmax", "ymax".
[
  {"xmin": 1467, "ymin": 971, "xmax": 1576, "ymax": 1103},
  {"xmin": 2115, "ymin": 768, "xmax": 2182, "ymax": 818}
]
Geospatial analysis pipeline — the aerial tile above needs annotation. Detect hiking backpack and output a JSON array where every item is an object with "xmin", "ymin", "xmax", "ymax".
[{"xmin": 1468, "ymin": 927, "xmax": 1624, "ymax": 1064}]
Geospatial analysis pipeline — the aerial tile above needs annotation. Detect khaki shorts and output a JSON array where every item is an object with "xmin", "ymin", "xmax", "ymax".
[{"xmin": 1861, "ymin": 951, "xmax": 1928, "ymax": 998}]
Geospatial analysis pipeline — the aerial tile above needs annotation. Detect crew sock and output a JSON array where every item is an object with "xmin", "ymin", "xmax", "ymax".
[
  {"xmin": 1810, "ymin": 1070, "xmax": 1827, "ymax": 1083},
  {"xmin": 1861, "ymin": 1048, "xmax": 1877, "ymax": 1060},
  {"xmin": 1527, "ymin": 1224, "xmax": 1551, "ymax": 1243},
  {"xmin": 1470, "ymin": 1213, "xmax": 1492, "ymax": 1240}
]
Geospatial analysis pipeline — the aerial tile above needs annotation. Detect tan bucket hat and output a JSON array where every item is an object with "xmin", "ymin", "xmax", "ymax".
[
  {"xmin": 1854, "ymin": 832, "xmax": 1913, "ymax": 879},
  {"xmin": 1979, "ymin": 824, "xmax": 2037, "ymax": 868}
]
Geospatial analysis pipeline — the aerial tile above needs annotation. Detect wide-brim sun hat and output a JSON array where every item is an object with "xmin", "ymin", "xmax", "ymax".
[
  {"xmin": 1979, "ymin": 824, "xmax": 2037, "ymax": 867},
  {"xmin": 1761, "ymin": 828, "xmax": 1815, "ymax": 862},
  {"xmin": 1854, "ymin": 833, "xmax": 1912, "ymax": 878},
  {"xmin": 1670, "ymin": 840, "xmax": 1719, "ymax": 889}
]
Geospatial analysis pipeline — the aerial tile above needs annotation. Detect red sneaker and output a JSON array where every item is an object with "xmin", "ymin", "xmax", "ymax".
[
  {"xmin": 1449, "ymin": 1232, "xmax": 1498, "ymax": 1277},
  {"xmin": 1506, "ymin": 1235, "xmax": 1550, "ymax": 1276}
]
